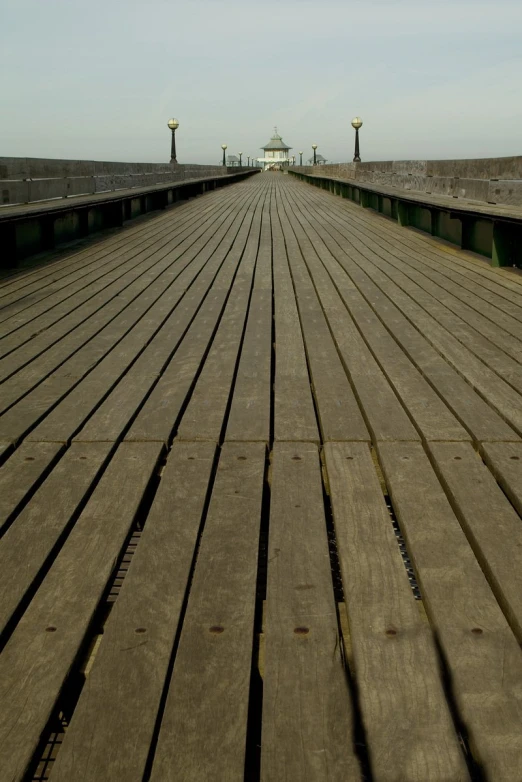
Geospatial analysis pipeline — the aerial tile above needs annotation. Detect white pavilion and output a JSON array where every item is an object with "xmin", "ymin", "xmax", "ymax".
[{"xmin": 256, "ymin": 128, "xmax": 293, "ymax": 171}]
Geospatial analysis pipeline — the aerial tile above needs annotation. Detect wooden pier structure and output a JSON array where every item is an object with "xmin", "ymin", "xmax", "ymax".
[{"xmin": 0, "ymin": 173, "xmax": 521, "ymax": 781}]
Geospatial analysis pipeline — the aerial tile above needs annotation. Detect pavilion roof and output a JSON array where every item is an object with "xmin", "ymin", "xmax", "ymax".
[{"xmin": 261, "ymin": 129, "xmax": 292, "ymax": 150}]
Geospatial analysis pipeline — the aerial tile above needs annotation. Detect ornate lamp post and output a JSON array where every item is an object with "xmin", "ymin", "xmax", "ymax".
[
  {"xmin": 351, "ymin": 117, "xmax": 363, "ymax": 163},
  {"xmin": 221, "ymin": 144, "xmax": 227, "ymax": 166},
  {"xmin": 312, "ymin": 144, "xmax": 318, "ymax": 166},
  {"xmin": 167, "ymin": 118, "xmax": 179, "ymax": 163},
  {"xmin": 299, "ymin": 151, "xmax": 303, "ymax": 166},
  {"xmin": 239, "ymin": 152, "xmax": 243, "ymax": 167},
  {"xmin": 247, "ymin": 156, "xmax": 250, "ymax": 167}
]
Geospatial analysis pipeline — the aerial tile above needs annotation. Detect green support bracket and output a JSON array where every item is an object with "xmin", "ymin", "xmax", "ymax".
[
  {"xmin": 360, "ymin": 190, "xmax": 370, "ymax": 208},
  {"xmin": 397, "ymin": 201, "xmax": 409, "ymax": 226},
  {"xmin": 492, "ymin": 221, "xmax": 522, "ymax": 268}
]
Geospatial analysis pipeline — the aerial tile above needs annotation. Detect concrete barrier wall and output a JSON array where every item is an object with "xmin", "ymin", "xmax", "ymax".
[
  {"xmin": 291, "ymin": 156, "xmax": 522, "ymax": 207},
  {"xmin": 0, "ymin": 157, "xmax": 241, "ymax": 207}
]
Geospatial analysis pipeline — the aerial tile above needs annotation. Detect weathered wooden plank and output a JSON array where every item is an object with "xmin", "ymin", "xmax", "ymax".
[
  {"xmin": 354, "ymin": 205, "xmax": 522, "ymax": 318},
  {"xmin": 261, "ymin": 442, "xmax": 360, "ymax": 781},
  {"xmin": 299, "ymin": 177, "xmax": 522, "ymax": 308},
  {"xmin": 0, "ymin": 217, "xmax": 175, "ymax": 340},
  {"xmin": 481, "ymin": 441, "xmax": 522, "ymax": 516},
  {"xmin": 356, "ymin": 224, "xmax": 522, "ymax": 350},
  {"xmin": 0, "ymin": 184, "xmax": 238, "ymax": 336},
  {"xmin": 275, "ymin": 186, "xmax": 369, "ymax": 442},
  {"xmin": 226, "ymin": 199, "xmax": 272, "ymax": 442},
  {"xmin": 317, "ymin": 196, "xmax": 522, "ymax": 355},
  {"xmin": 293, "ymin": 189, "xmax": 519, "ymax": 443},
  {"xmin": 124, "ymin": 186, "xmax": 268, "ymax": 444},
  {"xmin": 176, "ymin": 190, "xmax": 265, "ymax": 441},
  {"xmin": 378, "ymin": 442, "xmax": 522, "ymax": 779},
  {"xmin": 0, "ymin": 238, "xmax": 202, "ymax": 413},
  {"xmin": 0, "ymin": 442, "xmax": 162, "ymax": 781},
  {"xmin": 283, "ymin": 187, "xmax": 470, "ymax": 443},
  {"xmin": 323, "ymin": 227, "xmax": 522, "ymax": 436},
  {"xmin": 0, "ymin": 441, "xmax": 63, "ymax": 533},
  {"xmin": 0, "ymin": 442, "xmax": 113, "ymax": 636},
  {"xmin": 0, "ymin": 190, "xmax": 200, "ymax": 309},
  {"xmin": 50, "ymin": 442, "xmax": 215, "ymax": 782},
  {"xmin": 323, "ymin": 191, "xmax": 522, "ymax": 329},
  {"xmin": 280, "ymin": 211, "xmax": 419, "ymax": 442},
  {"xmin": 0, "ymin": 185, "xmax": 241, "ymax": 383},
  {"xmin": 271, "ymin": 196, "xmax": 319, "ymax": 443},
  {"xmin": 149, "ymin": 442, "xmax": 266, "ymax": 782},
  {"xmin": 0, "ymin": 190, "xmax": 261, "ymax": 443},
  {"xmin": 74, "ymin": 184, "xmax": 266, "ymax": 443},
  {"xmin": 347, "ymin": 238, "xmax": 522, "ymax": 394},
  {"xmin": 428, "ymin": 441, "xmax": 522, "ymax": 641},
  {"xmin": 324, "ymin": 442, "xmax": 467, "ymax": 781}
]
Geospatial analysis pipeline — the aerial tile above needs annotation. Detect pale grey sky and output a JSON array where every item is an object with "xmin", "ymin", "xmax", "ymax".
[{"xmin": 1, "ymin": 0, "xmax": 521, "ymax": 164}]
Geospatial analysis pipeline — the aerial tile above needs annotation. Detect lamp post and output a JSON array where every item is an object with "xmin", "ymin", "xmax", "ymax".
[
  {"xmin": 221, "ymin": 144, "xmax": 227, "ymax": 167},
  {"xmin": 247, "ymin": 156, "xmax": 250, "ymax": 167},
  {"xmin": 351, "ymin": 117, "xmax": 363, "ymax": 163},
  {"xmin": 312, "ymin": 144, "xmax": 318, "ymax": 166},
  {"xmin": 167, "ymin": 118, "xmax": 179, "ymax": 163},
  {"xmin": 299, "ymin": 151, "xmax": 303, "ymax": 166},
  {"xmin": 239, "ymin": 152, "xmax": 243, "ymax": 167}
]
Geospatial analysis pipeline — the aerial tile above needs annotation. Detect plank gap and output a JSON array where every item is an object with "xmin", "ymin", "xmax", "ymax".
[
  {"xmin": 141, "ymin": 442, "xmax": 222, "ymax": 781},
  {"xmin": 320, "ymin": 452, "xmax": 372, "ymax": 780},
  {"xmin": 0, "ymin": 444, "xmax": 66, "ymax": 539},
  {"xmin": 23, "ymin": 445, "xmax": 165, "ymax": 779},
  {"xmin": 243, "ymin": 451, "xmax": 271, "ymax": 782}
]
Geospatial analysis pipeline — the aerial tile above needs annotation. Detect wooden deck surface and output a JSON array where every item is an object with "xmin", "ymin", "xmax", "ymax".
[{"xmin": 1, "ymin": 173, "xmax": 522, "ymax": 782}]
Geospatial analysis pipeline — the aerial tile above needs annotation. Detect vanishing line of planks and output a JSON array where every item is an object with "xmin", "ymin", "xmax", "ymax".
[{"xmin": 0, "ymin": 174, "xmax": 521, "ymax": 781}]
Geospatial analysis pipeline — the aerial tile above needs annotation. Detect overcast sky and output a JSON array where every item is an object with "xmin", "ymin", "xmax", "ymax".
[{"xmin": 1, "ymin": 0, "xmax": 521, "ymax": 165}]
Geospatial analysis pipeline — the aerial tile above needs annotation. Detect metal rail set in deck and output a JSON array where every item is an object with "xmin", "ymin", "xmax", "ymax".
[{"xmin": 0, "ymin": 174, "xmax": 521, "ymax": 781}]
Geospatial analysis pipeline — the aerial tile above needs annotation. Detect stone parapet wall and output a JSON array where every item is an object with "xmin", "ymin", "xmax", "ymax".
[
  {"xmin": 291, "ymin": 156, "xmax": 522, "ymax": 207},
  {"xmin": 0, "ymin": 157, "xmax": 236, "ymax": 207}
]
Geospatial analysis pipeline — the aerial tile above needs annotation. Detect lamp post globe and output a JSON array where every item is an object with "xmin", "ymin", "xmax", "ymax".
[
  {"xmin": 167, "ymin": 118, "xmax": 180, "ymax": 163},
  {"xmin": 351, "ymin": 117, "xmax": 363, "ymax": 163},
  {"xmin": 221, "ymin": 144, "xmax": 227, "ymax": 167},
  {"xmin": 312, "ymin": 144, "xmax": 318, "ymax": 166},
  {"xmin": 299, "ymin": 151, "xmax": 303, "ymax": 166}
]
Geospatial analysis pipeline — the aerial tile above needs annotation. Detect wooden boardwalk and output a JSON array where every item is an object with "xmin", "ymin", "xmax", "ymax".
[{"xmin": 0, "ymin": 173, "xmax": 521, "ymax": 781}]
